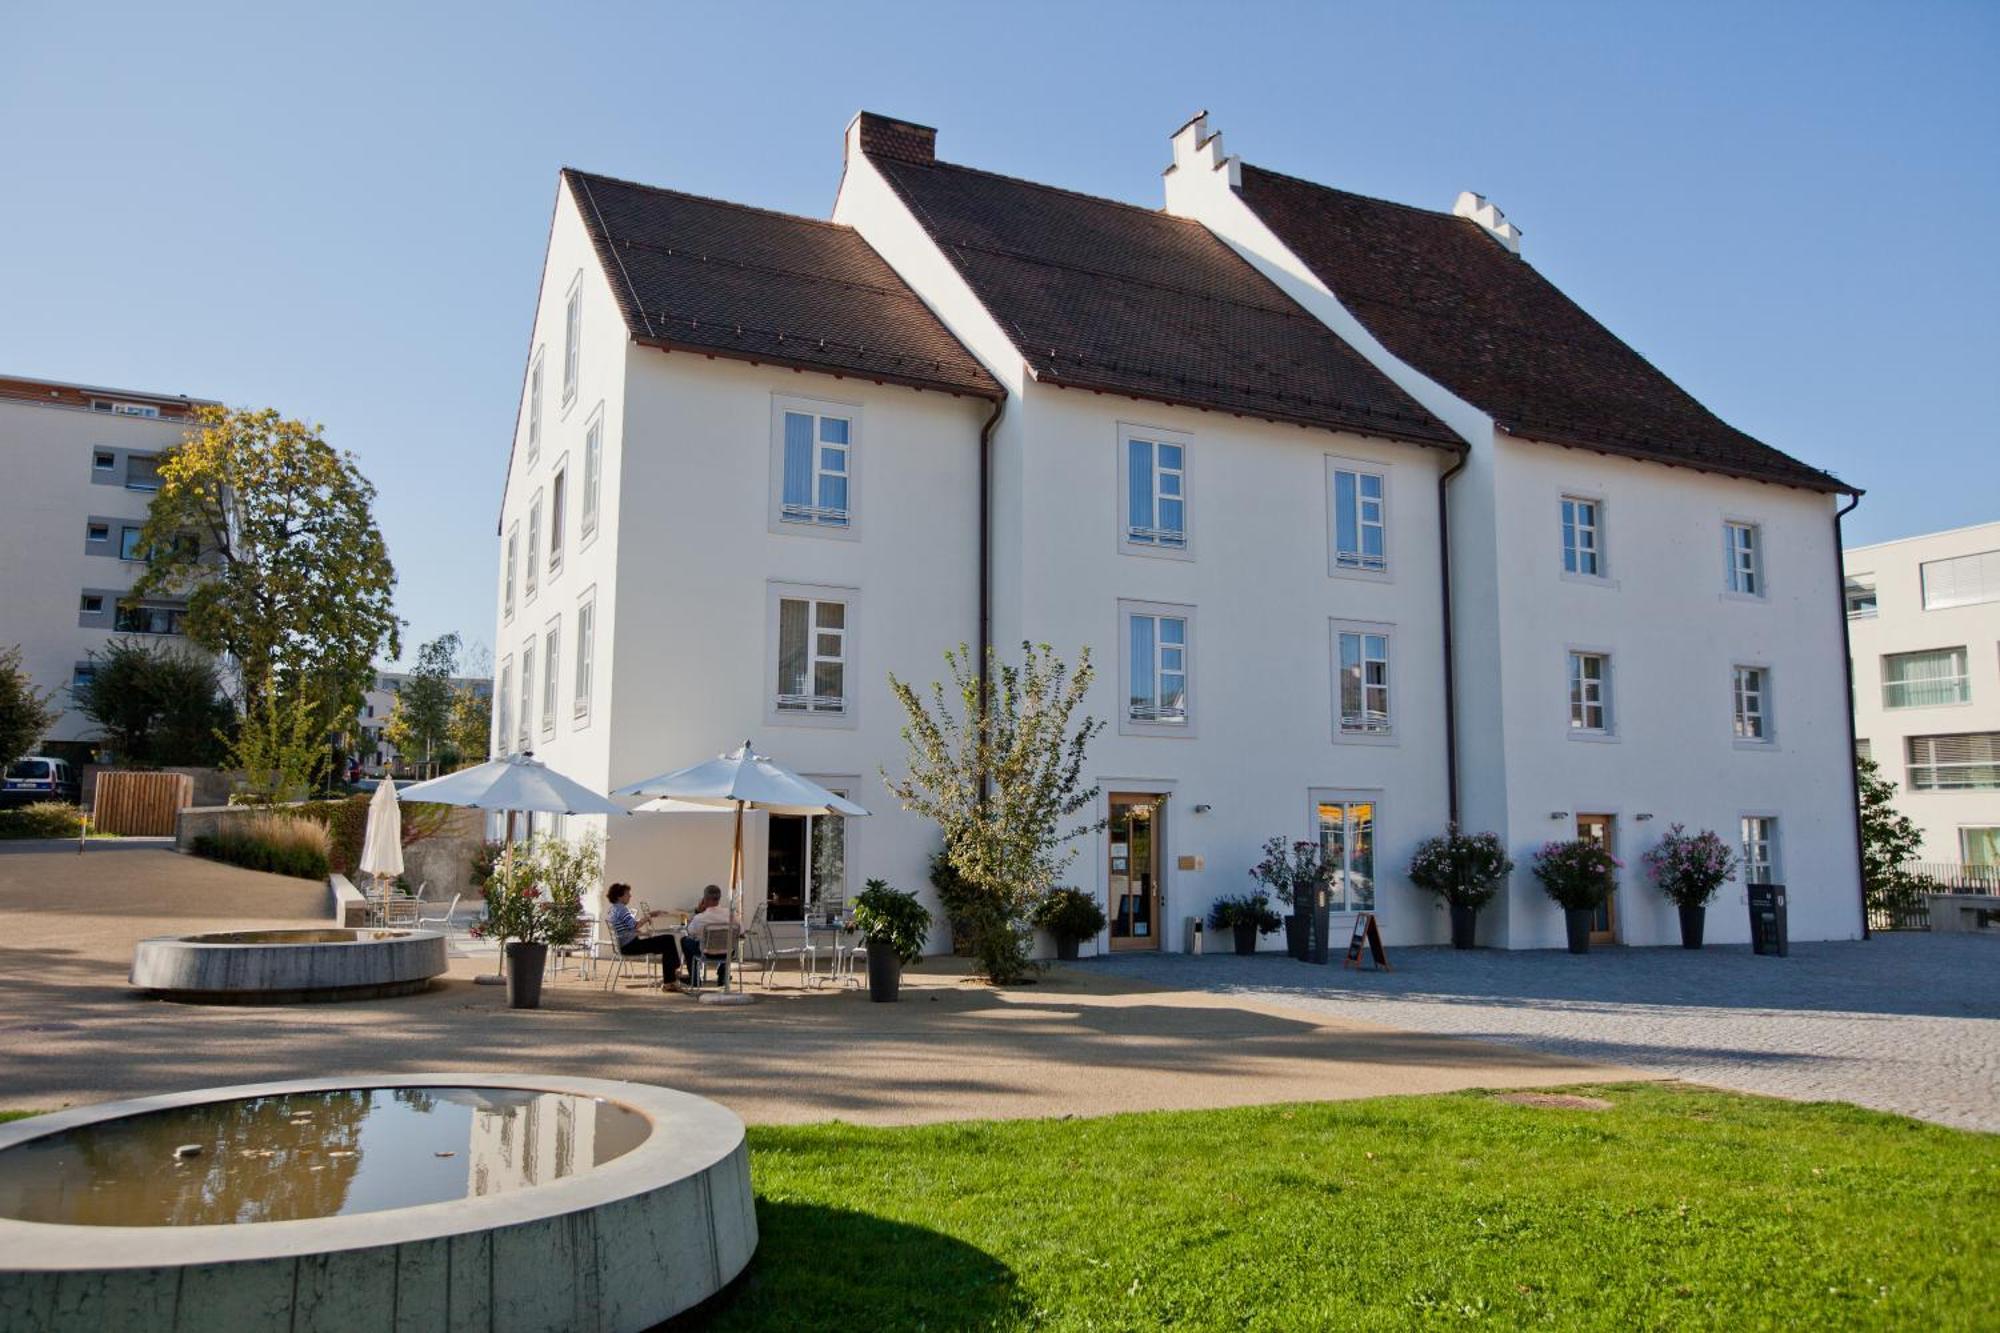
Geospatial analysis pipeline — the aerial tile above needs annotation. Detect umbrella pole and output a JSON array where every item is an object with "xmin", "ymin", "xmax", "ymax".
[
  {"xmin": 476, "ymin": 810, "xmax": 515, "ymax": 986},
  {"xmin": 730, "ymin": 800, "xmax": 745, "ymax": 995}
]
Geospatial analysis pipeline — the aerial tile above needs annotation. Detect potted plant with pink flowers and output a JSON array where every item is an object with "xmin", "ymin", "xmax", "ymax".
[
  {"xmin": 1531, "ymin": 839, "xmax": 1620, "ymax": 954},
  {"xmin": 1407, "ymin": 826, "xmax": 1514, "ymax": 949},
  {"xmin": 1642, "ymin": 823, "xmax": 1739, "ymax": 949}
]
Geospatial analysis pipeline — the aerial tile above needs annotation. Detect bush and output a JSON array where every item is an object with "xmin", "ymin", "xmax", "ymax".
[
  {"xmin": 1642, "ymin": 823, "xmax": 1738, "ymax": 908},
  {"xmin": 1208, "ymin": 892, "xmax": 1282, "ymax": 933},
  {"xmin": 853, "ymin": 878, "xmax": 934, "ymax": 965},
  {"xmin": 0, "ymin": 801, "xmax": 83, "ymax": 840},
  {"xmin": 1532, "ymin": 839, "xmax": 1619, "ymax": 911},
  {"xmin": 929, "ymin": 847, "xmax": 983, "ymax": 956},
  {"xmin": 1248, "ymin": 836, "xmax": 1332, "ymax": 911},
  {"xmin": 190, "ymin": 813, "xmax": 330, "ymax": 879},
  {"xmin": 1030, "ymin": 886, "xmax": 1107, "ymax": 941},
  {"xmin": 1407, "ymin": 826, "xmax": 1515, "ymax": 910}
]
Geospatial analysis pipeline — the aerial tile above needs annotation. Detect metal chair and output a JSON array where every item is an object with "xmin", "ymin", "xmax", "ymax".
[
  {"xmin": 413, "ymin": 892, "xmax": 460, "ymax": 933},
  {"xmin": 688, "ymin": 923, "xmax": 737, "ymax": 990},
  {"xmin": 755, "ymin": 910, "xmax": 819, "ymax": 988}
]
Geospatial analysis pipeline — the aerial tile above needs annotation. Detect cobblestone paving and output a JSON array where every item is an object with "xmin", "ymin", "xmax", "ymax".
[{"xmin": 1088, "ymin": 934, "xmax": 2000, "ymax": 1132}]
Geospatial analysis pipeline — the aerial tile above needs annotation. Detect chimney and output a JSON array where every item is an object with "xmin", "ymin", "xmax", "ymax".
[
  {"xmin": 1452, "ymin": 191, "xmax": 1523, "ymax": 255},
  {"xmin": 847, "ymin": 111, "xmax": 937, "ymax": 166}
]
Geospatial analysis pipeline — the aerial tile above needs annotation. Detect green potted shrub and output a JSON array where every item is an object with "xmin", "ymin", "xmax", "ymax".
[
  {"xmin": 1249, "ymin": 836, "xmax": 1333, "ymax": 959},
  {"xmin": 1531, "ymin": 839, "xmax": 1620, "ymax": 954},
  {"xmin": 1642, "ymin": 823, "xmax": 1738, "ymax": 948},
  {"xmin": 853, "ymin": 877, "xmax": 933, "ymax": 1002},
  {"xmin": 472, "ymin": 834, "xmax": 595, "ymax": 1008},
  {"xmin": 1407, "ymin": 826, "xmax": 1514, "ymax": 949},
  {"xmin": 1030, "ymin": 886, "xmax": 1107, "ymax": 961},
  {"xmin": 1208, "ymin": 892, "xmax": 1281, "ymax": 956}
]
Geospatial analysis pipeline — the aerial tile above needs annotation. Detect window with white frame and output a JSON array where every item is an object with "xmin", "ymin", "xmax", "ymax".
[
  {"xmin": 776, "ymin": 404, "xmax": 853, "ymax": 529},
  {"xmin": 526, "ymin": 348, "xmax": 544, "ymax": 464},
  {"xmin": 1855, "ymin": 737, "xmax": 1873, "ymax": 763},
  {"xmin": 573, "ymin": 594, "xmax": 595, "ymax": 722},
  {"xmin": 1329, "ymin": 463, "xmax": 1387, "ymax": 573},
  {"xmin": 504, "ymin": 525, "xmax": 518, "ymax": 620},
  {"xmin": 1740, "ymin": 816, "xmax": 1779, "ymax": 884},
  {"xmin": 1733, "ymin": 665, "xmax": 1770, "ymax": 742},
  {"xmin": 1844, "ymin": 575, "xmax": 1877, "ymax": 618},
  {"xmin": 525, "ymin": 494, "xmax": 542, "ymax": 598},
  {"xmin": 548, "ymin": 464, "xmax": 566, "ymax": 576},
  {"xmin": 541, "ymin": 620, "xmax": 561, "ymax": 735},
  {"xmin": 580, "ymin": 412, "xmax": 602, "ymax": 540},
  {"xmin": 517, "ymin": 643, "xmax": 534, "ymax": 748},
  {"xmin": 497, "ymin": 660, "xmax": 513, "ymax": 754},
  {"xmin": 1961, "ymin": 826, "xmax": 2000, "ymax": 868},
  {"xmin": 1333, "ymin": 623, "xmax": 1392, "ymax": 736},
  {"xmin": 775, "ymin": 594, "xmax": 848, "ymax": 715},
  {"xmin": 1568, "ymin": 651, "xmax": 1611, "ymax": 733},
  {"xmin": 1906, "ymin": 733, "xmax": 2000, "ymax": 791},
  {"xmin": 1724, "ymin": 521, "xmax": 1762, "ymax": 595},
  {"xmin": 1124, "ymin": 604, "xmax": 1190, "ymax": 728},
  {"xmin": 1314, "ymin": 795, "xmax": 1378, "ymax": 911},
  {"xmin": 1882, "ymin": 647, "xmax": 1969, "ymax": 708},
  {"xmin": 562, "ymin": 276, "xmax": 581, "ymax": 404},
  {"xmin": 1122, "ymin": 429, "xmax": 1188, "ymax": 552},
  {"xmin": 1920, "ymin": 549, "xmax": 2000, "ymax": 611},
  {"xmin": 1561, "ymin": 496, "xmax": 1603, "ymax": 577}
]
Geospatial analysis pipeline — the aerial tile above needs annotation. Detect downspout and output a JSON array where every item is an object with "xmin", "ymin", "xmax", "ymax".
[
  {"xmin": 1437, "ymin": 450, "xmax": 1469, "ymax": 826},
  {"xmin": 976, "ymin": 395, "xmax": 1006, "ymax": 749},
  {"xmin": 1834, "ymin": 490, "xmax": 1867, "ymax": 938}
]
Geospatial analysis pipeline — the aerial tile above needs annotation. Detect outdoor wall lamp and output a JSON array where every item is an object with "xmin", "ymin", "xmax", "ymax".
[
  {"xmin": 1636, "ymin": 812, "xmax": 1655, "ymax": 822},
  {"xmin": 1192, "ymin": 803, "xmax": 1213, "ymax": 814},
  {"xmin": 1549, "ymin": 811, "xmax": 1570, "ymax": 820}
]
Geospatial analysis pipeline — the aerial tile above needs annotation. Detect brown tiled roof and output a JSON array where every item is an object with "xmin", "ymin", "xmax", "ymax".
[
  {"xmin": 1236, "ymin": 165, "xmax": 1850, "ymax": 492},
  {"xmin": 854, "ymin": 122, "xmax": 1460, "ymax": 449},
  {"xmin": 563, "ymin": 168, "xmax": 1001, "ymax": 399}
]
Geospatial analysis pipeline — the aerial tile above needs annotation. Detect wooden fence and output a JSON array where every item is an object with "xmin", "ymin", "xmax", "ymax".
[{"xmin": 93, "ymin": 771, "xmax": 194, "ymax": 837}]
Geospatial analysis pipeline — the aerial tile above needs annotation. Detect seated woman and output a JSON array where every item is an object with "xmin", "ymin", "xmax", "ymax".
[
  {"xmin": 606, "ymin": 883, "xmax": 678, "ymax": 989},
  {"xmin": 679, "ymin": 884, "xmax": 738, "ymax": 987}
]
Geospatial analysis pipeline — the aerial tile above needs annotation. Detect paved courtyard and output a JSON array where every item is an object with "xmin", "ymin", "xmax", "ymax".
[{"xmin": 1089, "ymin": 935, "xmax": 2000, "ymax": 1132}]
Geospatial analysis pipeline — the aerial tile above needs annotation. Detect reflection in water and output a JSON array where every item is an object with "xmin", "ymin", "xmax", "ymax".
[{"xmin": 0, "ymin": 1087, "xmax": 651, "ymax": 1226}]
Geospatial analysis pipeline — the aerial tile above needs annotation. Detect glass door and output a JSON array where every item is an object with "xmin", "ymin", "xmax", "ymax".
[
  {"xmin": 765, "ymin": 815, "xmax": 807, "ymax": 921},
  {"xmin": 1577, "ymin": 814, "xmax": 1617, "ymax": 943},
  {"xmin": 1107, "ymin": 795, "xmax": 1160, "ymax": 951}
]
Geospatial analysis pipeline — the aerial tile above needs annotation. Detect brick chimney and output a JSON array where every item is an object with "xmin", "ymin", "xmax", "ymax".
[
  {"xmin": 848, "ymin": 112, "xmax": 937, "ymax": 166},
  {"xmin": 1452, "ymin": 191, "xmax": 1523, "ymax": 255}
]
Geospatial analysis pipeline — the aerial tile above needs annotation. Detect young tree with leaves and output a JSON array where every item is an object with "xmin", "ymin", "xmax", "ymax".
[
  {"xmin": 0, "ymin": 646, "xmax": 58, "ymax": 770},
  {"xmin": 1857, "ymin": 755, "xmax": 1927, "ymax": 919},
  {"xmin": 381, "ymin": 633, "xmax": 459, "ymax": 778},
  {"xmin": 76, "ymin": 639, "xmax": 234, "ymax": 766},
  {"xmin": 132, "ymin": 405, "xmax": 400, "ymax": 738},
  {"xmin": 884, "ymin": 642, "xmax": 1105, "ymax": 984},
  {"xmin": 446, "ymin": 684, "xmax": 493, "ymax": 770}
]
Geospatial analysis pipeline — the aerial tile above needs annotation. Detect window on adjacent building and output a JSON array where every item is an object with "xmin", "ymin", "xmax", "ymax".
[
  {"xmin": 1126, "ymin": 608, "xmax": 1190, "ymax": 726},
  {"xmin": 1568, "ymin": 651, "xmax": 1610, "ymax": 733},
  {"xmin": 79, "ymin": 594, "xmax": 104, "ymax": 614},
  {"xmin": 1844, "ymin": 575, "xmax": 1878, "ymax": 618},
  {"xmin": 497, "ymin": 660, "xmax": 513, "ymax": 755},
  {"xmin": 1921, "ymin": 549, "xmax": 2000, "ymax": 611},
  {"xmin": 1334, "ymin": 625, "xmax": 1392, "ymax": 736},
  {"xmin": 525, "ymin": 494, "xmax": 542, "ymax": 598},
  {"xmin": 115, "ymin": 604, "xmax": 181, "ymax": 635},
  {"xmin": 541, "ymin": 621, "xmax": 561, "ymax": 735},
  {"xmin": 562, "ymin": 276, "xmax": 581, "ymax": 403},
  {"xmin": 94, "ymin": 399, "xmax": 158, "ymax": 418},
  {"xmin": 1561, "ymin": 496, "xmax": 1603, "ymax": 577},
  {"xmin": 1733, "ymin": 666, "xmax": 1770, "ymax": 742},
  {"xmin": 1906, "ymin": 733, "xmax": 2000, "ymax": 791},
  {"xmin": 1330, "ymin": 464, "xmax": 1387, "ymax": 573},
  {"xmin": 71, "ymin": 664, "xmax": 96, "ymax": 693},
  {"xmin": 1961, "ymin": 827, "xmax": 2000, "ymax": 868},
  {"xmin": 1740, "ymin": 816, "xmax": 1779, "ymax": 884},
  {"xmin": 92, "ymin": 451, "xmax": 115, "ymax": 473},
  {"xmin": 581, "ymin": 414, "xmax": 602, "ymax": 539},
  {"xmin": 119, "ymin": 527, "xmax": 145, "ymax": 561},
  {"xmin": 778, "ymin": 408, "xmax": 852, "ymax": 528},
  {"xmin": 1724, "ymin": 521, "xmax": 1762, "ymax": 595},
  {"xmin": 1315, "ymin": 796, "xmax": 1378, "ymax": 911},
  {"xmin": 526, "ymin": 348, "xmax": 544, "ymax": 464},
  {"xmin": 517, "ymin": 644, "xmax": 535, "ymax": 747},
  {"xmin": 775, "ymin": 595, "xmax": 848, "ymax": 715},
  {"xmin": 1123, "ymin": 432, "xmax": 1187, "ymax": 551},
  {"xmin": 504, "ymin": 525, "xmax": 518, "ymax": 619},
  {"xmin": 124, "ymin": 455, "xmax": 160, "ymax": 492},
  {"xmin": 1882, "ymin": 647, "xmax": 1969, "ymax": 708},
  {"xmin": 1855, "ymin": 738, "xmax": 1873, "ymax": 763},
  {"xmin": 573, "ymin": 596, "xmax": 595, "ymax": 721},
  {"xmin": 86, "ymin": 522, "xmax": 109, "ymax": 543},
  {"xmin": 548, "ymin": 465, "xmax": 566, "ymax": 575}
]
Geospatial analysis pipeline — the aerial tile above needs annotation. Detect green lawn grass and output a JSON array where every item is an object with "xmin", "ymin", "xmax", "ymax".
[{"xmin": 699, "ymin": 1084, "xmax": 1998, "ymax": 1331}]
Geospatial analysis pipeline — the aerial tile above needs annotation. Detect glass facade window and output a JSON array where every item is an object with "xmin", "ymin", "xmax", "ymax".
[
  {"xmin": 1316, "ymin": 799, "xmax": 1377, "ymax": 912},
  {"xmin": 1881, "ymin": 647, "xmax": 1969, "ymax": 708}
]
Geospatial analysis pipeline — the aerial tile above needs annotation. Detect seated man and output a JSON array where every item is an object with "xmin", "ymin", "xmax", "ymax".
[
  {"xmin": 679, "ymin": 884, "xmax": 738, "ymax": 988},
  {"xmin": 605, "ymin": 883, "xmax": 678, "ymax": 989}
]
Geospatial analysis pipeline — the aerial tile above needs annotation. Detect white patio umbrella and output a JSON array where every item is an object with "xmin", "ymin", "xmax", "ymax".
[
  {"xmin": 399, "ymin": 752, "xmax": 631, "ymax": 982},
  {"xmin": 356, "ymin": 776, "xmax": 404, "ymax": 903},
  {"xmin": 613, "ymin": 740, "xmax": 869, "ymax": 1002}
]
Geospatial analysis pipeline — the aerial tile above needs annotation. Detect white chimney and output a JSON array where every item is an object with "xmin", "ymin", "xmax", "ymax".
[
  {"xmin": 1163, "ymin": 111, "xmax": 1239, "ymax": 216},
  {"xmin": 1453, "ymin": 191, "xmax": 1522, "ymax": 254}
]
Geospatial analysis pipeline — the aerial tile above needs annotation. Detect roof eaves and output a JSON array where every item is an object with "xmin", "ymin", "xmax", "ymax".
[{"xmin": 1495, "ymin": 420, "xmax": 1855, "ymax": 495}]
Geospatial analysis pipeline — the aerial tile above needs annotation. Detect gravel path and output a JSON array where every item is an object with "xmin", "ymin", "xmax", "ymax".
[{"xmin": 1087, "ymin": 934, "xmax": 2000, "ymax": 1133}]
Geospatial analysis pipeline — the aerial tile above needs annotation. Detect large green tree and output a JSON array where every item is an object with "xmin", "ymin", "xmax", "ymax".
[
  {"xmin": 446, "ymin": 682, "xmax": 493, "ymax": 770},
  {"xmin": 381, "ymin": 633, "xmax": 459, "ymax": 777},
  {"xmin": 76, "ymin": 639, "xmax": 234, "ymax": 766},
  {"xmin": 1858, "ymin": 755, "xmax": 1927, "ymax": 919},
  {"xmin": 132, "ymin": 405, "xmax": 399, "ymax": 737},
  {"xmin": 0, "ymin": 645, "xmax": 58, "ymax": 770}
]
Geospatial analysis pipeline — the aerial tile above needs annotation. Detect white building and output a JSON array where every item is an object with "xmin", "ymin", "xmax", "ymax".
[
  {"xmin": 0, "ymin": 373, "xmax": 215, "ymax": 751},
  {"xmin": 492, "ymin": 112, "xmax": 1864, "ymax": 952},
  {"xmin": 1845, "ymin": 522, "xmax": 2000, "ymax": 870}
]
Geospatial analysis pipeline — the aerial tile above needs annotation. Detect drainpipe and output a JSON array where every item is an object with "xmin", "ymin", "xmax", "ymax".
[
  {"xmin": 1834, "ymin": 490, "xmax": 1867, "ymax": 938},
  {"xmin": 1437, "ymin": 451, "xmax": 1469, "ymax": 826},
  {"xmin": 976, "ymin": 395, "xmax": 1006, "ymax": 785}
]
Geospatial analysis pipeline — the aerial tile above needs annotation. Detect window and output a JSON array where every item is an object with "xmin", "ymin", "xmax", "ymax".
[
  {"xmin": 114, "ymin": 604, "xmax": 182, "ymax": 635},
  {"xmin": 1568, "ymin": 651, "xmax": 1610, "ymax": 733},
  {"xmin": 810, "ymin": 783, "xmax": 851, "ymax": 907},
  {"xmin": 1333, "ymin": 624, "xmax": 1392, "ymax": 736},
  {"xmin": 1329, "ymin": 463, "xmax": 1387, "ymax": 573},
  {"xmin": 1740, "ymin": 816, "xmax": 1779, "ymax": 884},
  {"xmin": 1122, "ymin": 429, "xmax": 1188, "ymax": 553},
  {"xmin": 548, "ymin": 465, "xmax": 566, "ymax": 575},
  {"xmin": 1724, "ymin": 521, "xmax": 1762, "ymax": 595},
  {"xmin": 94, "ymin": 399, "xmax": 158, "ymax": 418},
  {"xmin": 92, "ymin": 451, "xmax": 115, "ymax": 473},
  {"xmin": 1561, "ymin": 496, "xmax": 1603, "ymax": 576},
  {"xmin": 124, "ymin": 455, "xmax": 160, "ymax": 492},
  {"xmin": 79, "ymin": 594, "xmax": 104, "ymax": 614},
  {"xmin": 775, "ymin": 595, "xmax": 848, "ymax": 715},
  {"xmin": 1882, "ymin": 647, "xmax": 1969, "ymax": 708},
  {"xmin": 1906, "ymin": 733, "xmax": 2000, "ymax": 791},
  {"xmin": 1732, "ymin": 666, "xmax": 1770, "ymax": 742},
  {"xmin": 525, "ymin": 494, "xmax": 542, "ymax": 598},
  {"xmin": 1962, "ymin": 827, "xmax": 2000, "ymax": 868},
  {"xmin": 562, "ymin": 276, "xmax": 581, "ymax": 404},
  {"xmin": 86, "ymin": 522, "xmax": 109, "ymax": 543},
  {"xmin": 541, "ymin": 621, "xmax": 561, "ymax": 735},
  {"xmin": 573, "ymin": 595, "xmax": 595, "ymax": 721},
  {"xmin": 581, "ymin": 413, "xmax": 602, "ymax": 539},
  {"xmin": 517, "ymin": 644, "xmax": 535, "ymax": 747},
  {"xmin": 1315, "ymin": 797, "xmax": 1378, "ymax": 912},
  {"xmin": 71, "ymin": 664, "xmax": 96, "ymax": 692},
  {"xmin": 1855, "ymin": 738, "xmax": 1873, "ymax": 763},
  {"xmin": 1124, "ymin": 605, "xmax": 1190, "ymax": 728},
  {"xmin": 1844, "ymin": 575, "xmax": 1878, "ymax": 618},
  {"xmin": 778, "ymin": 407, "xmax": 853, "ymax": 529},
  {"xmin": 497, "ymin": 660, "xmax": 513, "ymax": 755},
  {"xmin": 504, "ymin": 524, "xmax": 518, "ymax": 619},
  {"xmin": 1922, "ymin": 549, "xmax": 2000, "ymax": 610},
  {"xmin": 526, "ymin": 348, "xmax": 544, "ymax": 464},
  {"xmin": 119, "ymin": 527, "xmax": 144, "ymax": 561}
]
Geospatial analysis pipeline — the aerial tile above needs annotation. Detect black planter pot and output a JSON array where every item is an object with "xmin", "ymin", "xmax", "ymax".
[
  {"xmin": 1449, "ymin": 903, "xmax": 1479, "ymax": 950},
  {"xmin": 1563, "ymin": 909, "xmax": 1593, "ymax": 954},
  {"xmin": 866, "ymin": 947, "xmax": 902, "ymax": 1002},
  {"xmin": 1678, "ymin": 903, "xmax": 1706, "ymax": 950},
  {"xmin": 505, "ymin": 942, "xmax": 548, "ymax": 1009},
  {"xmin": 1232, "ymin": 922, "xmax": 1258, "ymax": 955},
  {"xmin": 1054, "ymin": 934, "xmax": 1080, "ymax": 962},
  {"xmin": 1284, "ymin": 913, "xmax": 1308, "ymax": 960}
]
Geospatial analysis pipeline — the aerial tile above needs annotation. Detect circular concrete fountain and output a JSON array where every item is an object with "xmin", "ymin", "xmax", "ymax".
[
  {"xmin": 130, "ymin": 928, "xmax": 448, "ymax": 1003},
  {"xmin": 0, "ymin": 1073, "xmax": 756, "ymax": 1332}
]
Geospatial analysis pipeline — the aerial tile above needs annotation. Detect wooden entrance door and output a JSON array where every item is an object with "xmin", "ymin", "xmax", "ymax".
[
  {"xmin": 1107, "ymin": 795, "xmax": 1161, "ymax": 951},
  {"xmin": 1577, "ymin": 813, "xmax": 1617, "ymax": 944}
]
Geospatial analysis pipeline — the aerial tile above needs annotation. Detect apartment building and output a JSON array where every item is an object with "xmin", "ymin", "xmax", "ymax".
[{"xmin": 357, "ymin": 671, "xmax": 494, "ymax": 776}]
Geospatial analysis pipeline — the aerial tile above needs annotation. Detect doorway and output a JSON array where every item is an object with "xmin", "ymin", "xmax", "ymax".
[
  {"xmin": 1107, "ymin": 795, "xmax": 1162, "ymax": 951},
  {"xmin": 1576, "ymin": 813, "xmax": 1617, "ymax": 944}
]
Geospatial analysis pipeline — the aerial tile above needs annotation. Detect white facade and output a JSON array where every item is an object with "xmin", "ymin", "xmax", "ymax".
[
  {"xmin": 0, "ymin": 375, "xmax": 213, "ymax": 747},
  {"xmin": 1845, "ymin": 522, "xmax": 2000, "ymax": 867}
]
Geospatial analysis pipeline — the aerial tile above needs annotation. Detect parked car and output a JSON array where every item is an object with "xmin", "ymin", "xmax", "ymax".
[{"xmin": 3, "ymin": 756, "xmax": 81, "ymax": 807}]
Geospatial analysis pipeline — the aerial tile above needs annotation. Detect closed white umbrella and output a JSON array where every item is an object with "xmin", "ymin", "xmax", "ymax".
[
  {"xmin": 615, "ymin": 741, "xmax": 870, "ymax": 1002},
  {"xmin": 357, "ymin": 777, "xmax": 404, "ymax": 905}
]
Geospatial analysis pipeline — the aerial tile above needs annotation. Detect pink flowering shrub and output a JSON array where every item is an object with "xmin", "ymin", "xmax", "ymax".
[
  {"xmin": 1642, "ymin": 823, "xmax": 1738, "ymax": 908},
  {"xmin": 1531, "ymin": 838, "xmax": 1620, "ymax": 911},
  {"xmin": 1407, "ymin": 826, "xmax": 1514, "ymax": 909}
]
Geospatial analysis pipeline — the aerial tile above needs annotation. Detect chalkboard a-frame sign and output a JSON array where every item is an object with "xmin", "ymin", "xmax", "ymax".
[{"xmin": 1344, "ymin": 913, "xmax": 1390, "ymax": 970}]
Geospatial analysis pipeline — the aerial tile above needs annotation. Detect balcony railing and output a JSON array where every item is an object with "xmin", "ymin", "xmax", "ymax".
[
  {"xmin": 1866, "ymin": 861, "xmax": 2000, "ymax": 932},
  {"xmin": 1882, "ymin": 676, "xmax": 1969, "ymax": 709}
]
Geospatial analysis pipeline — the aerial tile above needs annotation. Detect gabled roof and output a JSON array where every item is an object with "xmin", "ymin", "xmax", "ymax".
[
  {"xmin": 852, "ymin": 117, "xmax": 1460, "ymax": 449},
  {"xmin": 1235, "ymin": 165, "xmax": 1850, "ymax": 493},
  {"xmin": 563, "ymin": 168, "xmax": 1001, "ymax": 399}
]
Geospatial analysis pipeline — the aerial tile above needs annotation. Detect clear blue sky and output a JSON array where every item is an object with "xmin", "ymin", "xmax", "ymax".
[{"xmin": 5, "ymin": 1, "xmax": 1995, "ymax": 668}]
